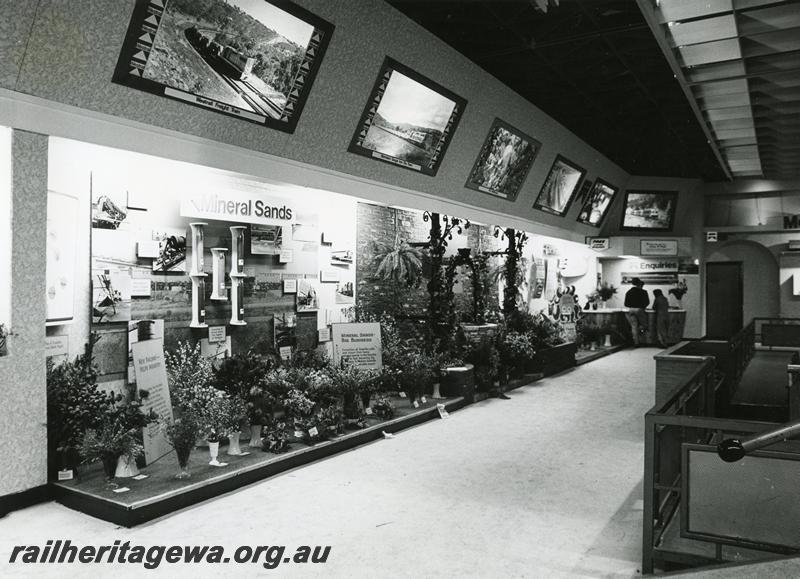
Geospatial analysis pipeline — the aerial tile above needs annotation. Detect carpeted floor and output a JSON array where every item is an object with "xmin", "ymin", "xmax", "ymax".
[{"xmin": 0, "ymin": 348, "xmax": 661, "ymax": 578}]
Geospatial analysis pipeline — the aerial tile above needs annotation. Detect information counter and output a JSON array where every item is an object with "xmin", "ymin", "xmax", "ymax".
[{"xmin": 581, "ymin": 308, "xmax": 687, "ymax": 346}]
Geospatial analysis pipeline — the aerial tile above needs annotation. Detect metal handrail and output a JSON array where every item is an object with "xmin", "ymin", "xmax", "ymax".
[{"xmin": 718, "ymin": 418, "xmax": 800, "ymax": 462}]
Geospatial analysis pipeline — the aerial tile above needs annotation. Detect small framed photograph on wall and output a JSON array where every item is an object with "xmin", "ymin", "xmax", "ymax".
[
  {"xmin": 576, "ymin": 178, "xmax": 619, "ymax": 228},
  {"xmin": 620, "ymin": 190, "xmax": 678, "ymax": 232},
  {"xmin": 348, "ymin": 57, "xmax": 467, "ymax": 177},
  {"xmin": 533, "ymin": 155, "xmax": 586, "ymax": 217},
  {"xmin": 465, "ymin": 118, "xmax": 541, "ymax": 202}
]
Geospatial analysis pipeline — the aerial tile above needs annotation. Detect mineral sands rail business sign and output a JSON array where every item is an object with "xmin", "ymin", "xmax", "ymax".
[{"xmin": 180, "ymin": 191, "xmax": 297, "ymax": 226}]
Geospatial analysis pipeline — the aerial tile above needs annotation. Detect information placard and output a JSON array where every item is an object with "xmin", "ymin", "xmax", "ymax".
[
  {"xmin": 332, "ymin": 322, "xmax": 382, "ymax": 370},
  {"xmin": 132, "ymin": 338, "xmax": 174, "ymax": 465}
]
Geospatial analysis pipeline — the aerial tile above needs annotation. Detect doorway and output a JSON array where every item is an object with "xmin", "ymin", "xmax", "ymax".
[{"xmin": 706, "ymin": 261, "xmax": 743, "ymax": 339}]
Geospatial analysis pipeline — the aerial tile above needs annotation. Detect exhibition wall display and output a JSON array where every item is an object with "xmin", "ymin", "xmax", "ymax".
[
  {"xmin": 0, "ymin": 127, "xmax": 10, "ymax": 356},
  {"xmin": 113, "ymin": 0, "xmax": 334, "ymax": 132},
  {"xmin": 576, "ymin": 179, "xmax": 618, "ymax": 228}
]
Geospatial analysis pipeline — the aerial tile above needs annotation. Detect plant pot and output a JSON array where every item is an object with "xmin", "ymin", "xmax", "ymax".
[
  {"xmin": 208, "ymin": 441, "xmax": 222, "ymax": 466},
  {"xmin": 175, "ymin": 445, "xmax": 192, "ymax": 479},
  {"xmin": 249, "ymin": 424, "xmax": 263, "ymax": 448},
  {"xmin": 604, "ymin": 334, "xmax": 612, "ymax": 347},
  {"xmin": 101, "ymin": 454, "xmax": 119, "ymax": 488},
  {"xmin": 227, "ymin": 431, "xmax": 244, "ymax": 456},
  {"xmin": 431, "ymin": 382, "xmax": 442, "ymax": 399},
  {"xmin": 114, "ymin": 453, "xmax": 140, "ymax": 478},
  {"xmin": 590, "ymin": 342, "xmax": 597, "ymax": 352}
]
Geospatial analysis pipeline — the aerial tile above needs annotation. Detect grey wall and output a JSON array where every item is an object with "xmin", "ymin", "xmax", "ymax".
[
  {"xmin": 1, "ymin": 0, "xmax": 630, "ymax": 237},
  {"xmin": 0, "ymin": 130, "xmax": 48, "ymax": 496}
]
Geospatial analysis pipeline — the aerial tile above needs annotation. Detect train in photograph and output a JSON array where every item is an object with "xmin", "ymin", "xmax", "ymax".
[{"xmin": 185, "ymin": 26, "xmax": 255, "ymax": 81}]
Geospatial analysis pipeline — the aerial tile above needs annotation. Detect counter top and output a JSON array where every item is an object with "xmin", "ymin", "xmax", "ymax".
[{"xmin": 582, "ymin": 308, "xmax": 686, "ymax": 313}]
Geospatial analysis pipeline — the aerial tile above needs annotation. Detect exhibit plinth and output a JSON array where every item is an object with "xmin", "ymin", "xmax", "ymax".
[{"xmin": 53, "ymin": 395, "xmax": 466, "ymax": 527}]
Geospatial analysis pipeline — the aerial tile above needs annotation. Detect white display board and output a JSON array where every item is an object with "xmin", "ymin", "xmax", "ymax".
[
  {"xmin": 332, "ymin": 322, "xmax": 382, "ymax": 370},
  {"xmin": 131, "ymin": 338, "xmax": 174, "ymax": 464},
  {"xmin": 0, "ymin": 127, "xmax": 10, "ymax": 337},
  {"xmin": 46, "ymin": 190, "xmax": 79, "ymax": 325}
]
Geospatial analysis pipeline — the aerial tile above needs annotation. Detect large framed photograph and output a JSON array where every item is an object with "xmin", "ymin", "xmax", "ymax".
[
  {"xmin": 348, "ymin": 57, "xmax": 467, "ymax": 177},
  {"xmin": 112, "ymin": 0, "xmax": 334, "ymax": 133},
  {"xmin": 533, "ymin": 155, "xmax": 586, "ymax": 217},
  {"xmin": 465, "ymin": 118, "xmax": 541, "ymax": 202},
  {"xmin": 620, "ymin": 190, "xmax": 678, "ymax": 231},
  {"xmin": 576, "ymin": 178, "xmax": 618, "ymax": 227}
]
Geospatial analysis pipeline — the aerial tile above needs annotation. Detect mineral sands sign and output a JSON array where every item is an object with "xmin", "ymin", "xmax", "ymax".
[
  {"xmin": 181, "ymin": 190, "xmax": 297, "ymax": 226},
  {"xmin": 331, "ymin": 322, "xmax": 382, "ymax": 370}
]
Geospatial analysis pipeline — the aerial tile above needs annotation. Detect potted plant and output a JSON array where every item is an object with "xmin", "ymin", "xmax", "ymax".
[
  {"xmin": 499, "ymin": 330, "xmax": 535, "ymax": 380},
  {"xmin": 597, "ymin": 283, "xmax": 617, "ymax": 307},
  {"xmin": 202, "ymin": 392, "xmax": 247, "ymax": 463},
  {"xmin": 47, "ymin": 335, "xmax": 116, "ymax": 479},
  {"xmin": 330, "ymin": 361, "xmax": 379, "ymax": 420},
  {"xmin": 399, "ymin": 349, "xmax": 436, "ymax": 406},
  {"xmin": 371, "ymin": 397, "xmax": 395, "ymax": 420},
  {"xmin": 163, "ymin": 412, "xmax": 201, "ymax": 479},
  {"xmin": 262, "ymin": 421, "xmax": 290, "ymax": 454},
  {"xmin": 212, "ymin": 353, "xmax": 275, "ymax": 447},
  {"xmin": 372, "ymin": 232, "xmax": 425, "ymax": 288},
  {"xmin": 80, "ymin": 420, "xmax": 144, "ymax": 489}
]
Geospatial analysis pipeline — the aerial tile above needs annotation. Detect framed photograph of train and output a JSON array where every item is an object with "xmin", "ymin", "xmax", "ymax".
[
  {"xmin": 533, "ymin": 155, "xmax": 586, "ymax": 217},
  {"xmin": 576, "ymin": 178, "xmax": 618, "ymax": 228},
  {"xmin": 465, "ymin": 118, "xmax": 541, "ymax": 201},
  {"xmin": 348, "ymin": 57, "xmax": 467, "ymax": 177},
  {"xmin": 112, "ymin": 0, "xmax": 334, "ymax": 133},
  {"xmin": 620, "ymin": 190, "xmax": 678, "ymax": 231}
]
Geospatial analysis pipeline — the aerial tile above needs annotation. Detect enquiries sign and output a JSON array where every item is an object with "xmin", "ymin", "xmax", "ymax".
[{"xmin": 180, "ymin": 190, "xmax": 297, "ymax": 226}]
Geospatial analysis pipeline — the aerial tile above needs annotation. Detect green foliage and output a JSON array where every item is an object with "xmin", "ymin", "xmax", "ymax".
[
  {"xmin": 597, "ymin": 283, "xmax": 618, "ymax": 301},
  {"xmin": 47, "ymin": 335, "xmax": 116, "ymax": 456},
  {"xmin": 80, "ymin": 421, "xmax": 143, "ymax": 464},
  {"xmin": 202, "ymin": 393, "xmax": 248, "ymax": 442},
  {"xmin": 163, "ymin": 412, "xmax": 201, "ymax": 466},
  {"xmin": 262, "ymin": 421, "xmax": 290, "ymax": 454},
  {"xmin": 500, "ymin": 331, "xmax": 535, "ymax": 369},
  {"xmin": 372, "ymin": 234, "xmax": 425, "ymax": 288},
  {"xmin": 165, "ymin": 341, "xmax": 216, "ymax": 416},
  {"xmin": 212, "ymin": 353, "xmax": 275, "ymax": 424},
  {"xmin": 371, "ymin": 397, "xmax": 395, "ymax": 420}
]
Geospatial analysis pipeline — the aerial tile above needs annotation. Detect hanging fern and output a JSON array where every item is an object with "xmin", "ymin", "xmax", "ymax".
[{"xmin": 372, "ymin": 233, "xmax": 424, "ymax": 288}]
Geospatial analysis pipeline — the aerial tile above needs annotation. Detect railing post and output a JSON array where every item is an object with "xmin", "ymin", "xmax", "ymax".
[{"xmin": 642, "ymin": 413, "xmax": 656, "ymax": 574}]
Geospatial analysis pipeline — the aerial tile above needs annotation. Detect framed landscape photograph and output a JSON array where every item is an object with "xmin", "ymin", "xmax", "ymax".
[
  {"xmin": 348, "ymin": 57, "xmax": 467, "ymax": 177},
  {"xmin": 576, "ymin": 178, "xmax": 618, "ymax": 227},
  {"xmin": 112, "ymin": 0, "xmax": 334, "ymax": 133},
  {"xmin": 465, "ymin": 118, "xmax": 541, "ymax": 202},
  {"xmin": 533, "ymin": 155, "xmax": 586, "ymax": 217},
  {"xmin": 620, "ymin": 190, "xmax": 678, "ymax": 231}
]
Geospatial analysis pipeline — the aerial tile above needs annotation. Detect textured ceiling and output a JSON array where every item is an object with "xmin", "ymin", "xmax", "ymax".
[
  {"xmin": 387, "ymin": 0, "xmax": 730, "ymax": 181},
  {"xmin": 641, "ymin": 0, "xmax": 800, "ymax": 180}
]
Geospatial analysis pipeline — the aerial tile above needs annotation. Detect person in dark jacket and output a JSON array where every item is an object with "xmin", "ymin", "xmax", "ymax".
[
  {"xmin": 624, "ymin": 278, "xmax": 650, "ymax": 345},
  {"xmin": 652, "ymin": 289, "xmax": 670, "ymax": 348}
]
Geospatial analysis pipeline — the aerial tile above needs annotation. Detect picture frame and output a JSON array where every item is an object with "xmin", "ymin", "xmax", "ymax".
[
  {"xmin": 112, "ymin": 0, "xmax": 334, "ymax": 133},
  {"xmin": 620, "ymin": 190, "xmax": 679, "ymax": 232},
  {"xmin": 576, "ymin": 178, "xmax": 619, "ymax": 228},
  {"xmin": 533, "ymin": 155, "xmax": 586, "ymax": 217},
  {"xmin": 348, "ymin": 57, "xmax": 467, "ymax": 177},
  {"xmin": 464, "ymin": 118, "xmax": 541, "ymax": 202}
]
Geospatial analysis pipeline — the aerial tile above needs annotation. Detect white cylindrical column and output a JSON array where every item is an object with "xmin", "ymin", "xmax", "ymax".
[
  {"xmin": 189, "ymin": 222, "xmax": 207, "ymax": 276},
  {"xmin": 230, "ymin": 274, "xmax": 246, "ymax": 325},
  {"xmin": 229, "ymin": 226, "xmax": 246, "ymax": 276},
  {"xmin": 190, "ymin": 274, "xmax": 208, "ymax": 328},
  {"xmin": 210, "ymin": 247, "xmax": 228, "ymax": 300}
]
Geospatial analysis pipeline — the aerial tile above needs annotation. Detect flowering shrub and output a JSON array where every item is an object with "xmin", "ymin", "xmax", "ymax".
[
  {"xmin": 262, "ymin": 421, "xmax": 290, "ymax": 454},
  {"xmin": 282, "ymin": 388, "xmax": 315, "ymax": 419},
  {"xmin": 165, "ymin": 341, "xmax": 217, "ymax": 417},
  {"xmin": 371, "ymin": 397, "xmax": 395, "ymax": 420},
  {"xmin": 212, "ymin": 353, "xmax": 274, "ymax": 424}
]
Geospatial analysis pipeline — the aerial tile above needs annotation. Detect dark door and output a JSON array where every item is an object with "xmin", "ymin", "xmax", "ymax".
[{"xmin": 706, "ymin": 262, "xmax": 743, "ymax": 339}]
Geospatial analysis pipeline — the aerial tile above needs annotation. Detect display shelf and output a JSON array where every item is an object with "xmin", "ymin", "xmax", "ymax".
[{"xmin": 52, "ymin": 395, "xmax": 465, "ymax": 527}]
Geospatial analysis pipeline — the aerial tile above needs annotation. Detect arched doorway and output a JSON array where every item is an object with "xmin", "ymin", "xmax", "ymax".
[{"xmin": 706, "ymin": 240, "xmax": 779, "ymax": 337}]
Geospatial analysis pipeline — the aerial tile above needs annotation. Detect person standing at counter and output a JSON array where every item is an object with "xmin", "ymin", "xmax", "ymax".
[
  {"xmin": 652, "ymin": 289, "xmax": 669, "ymax": 348},
  {"xmin": 624, "ymin": 277, "xmax": 650, "ymax": 346}
]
